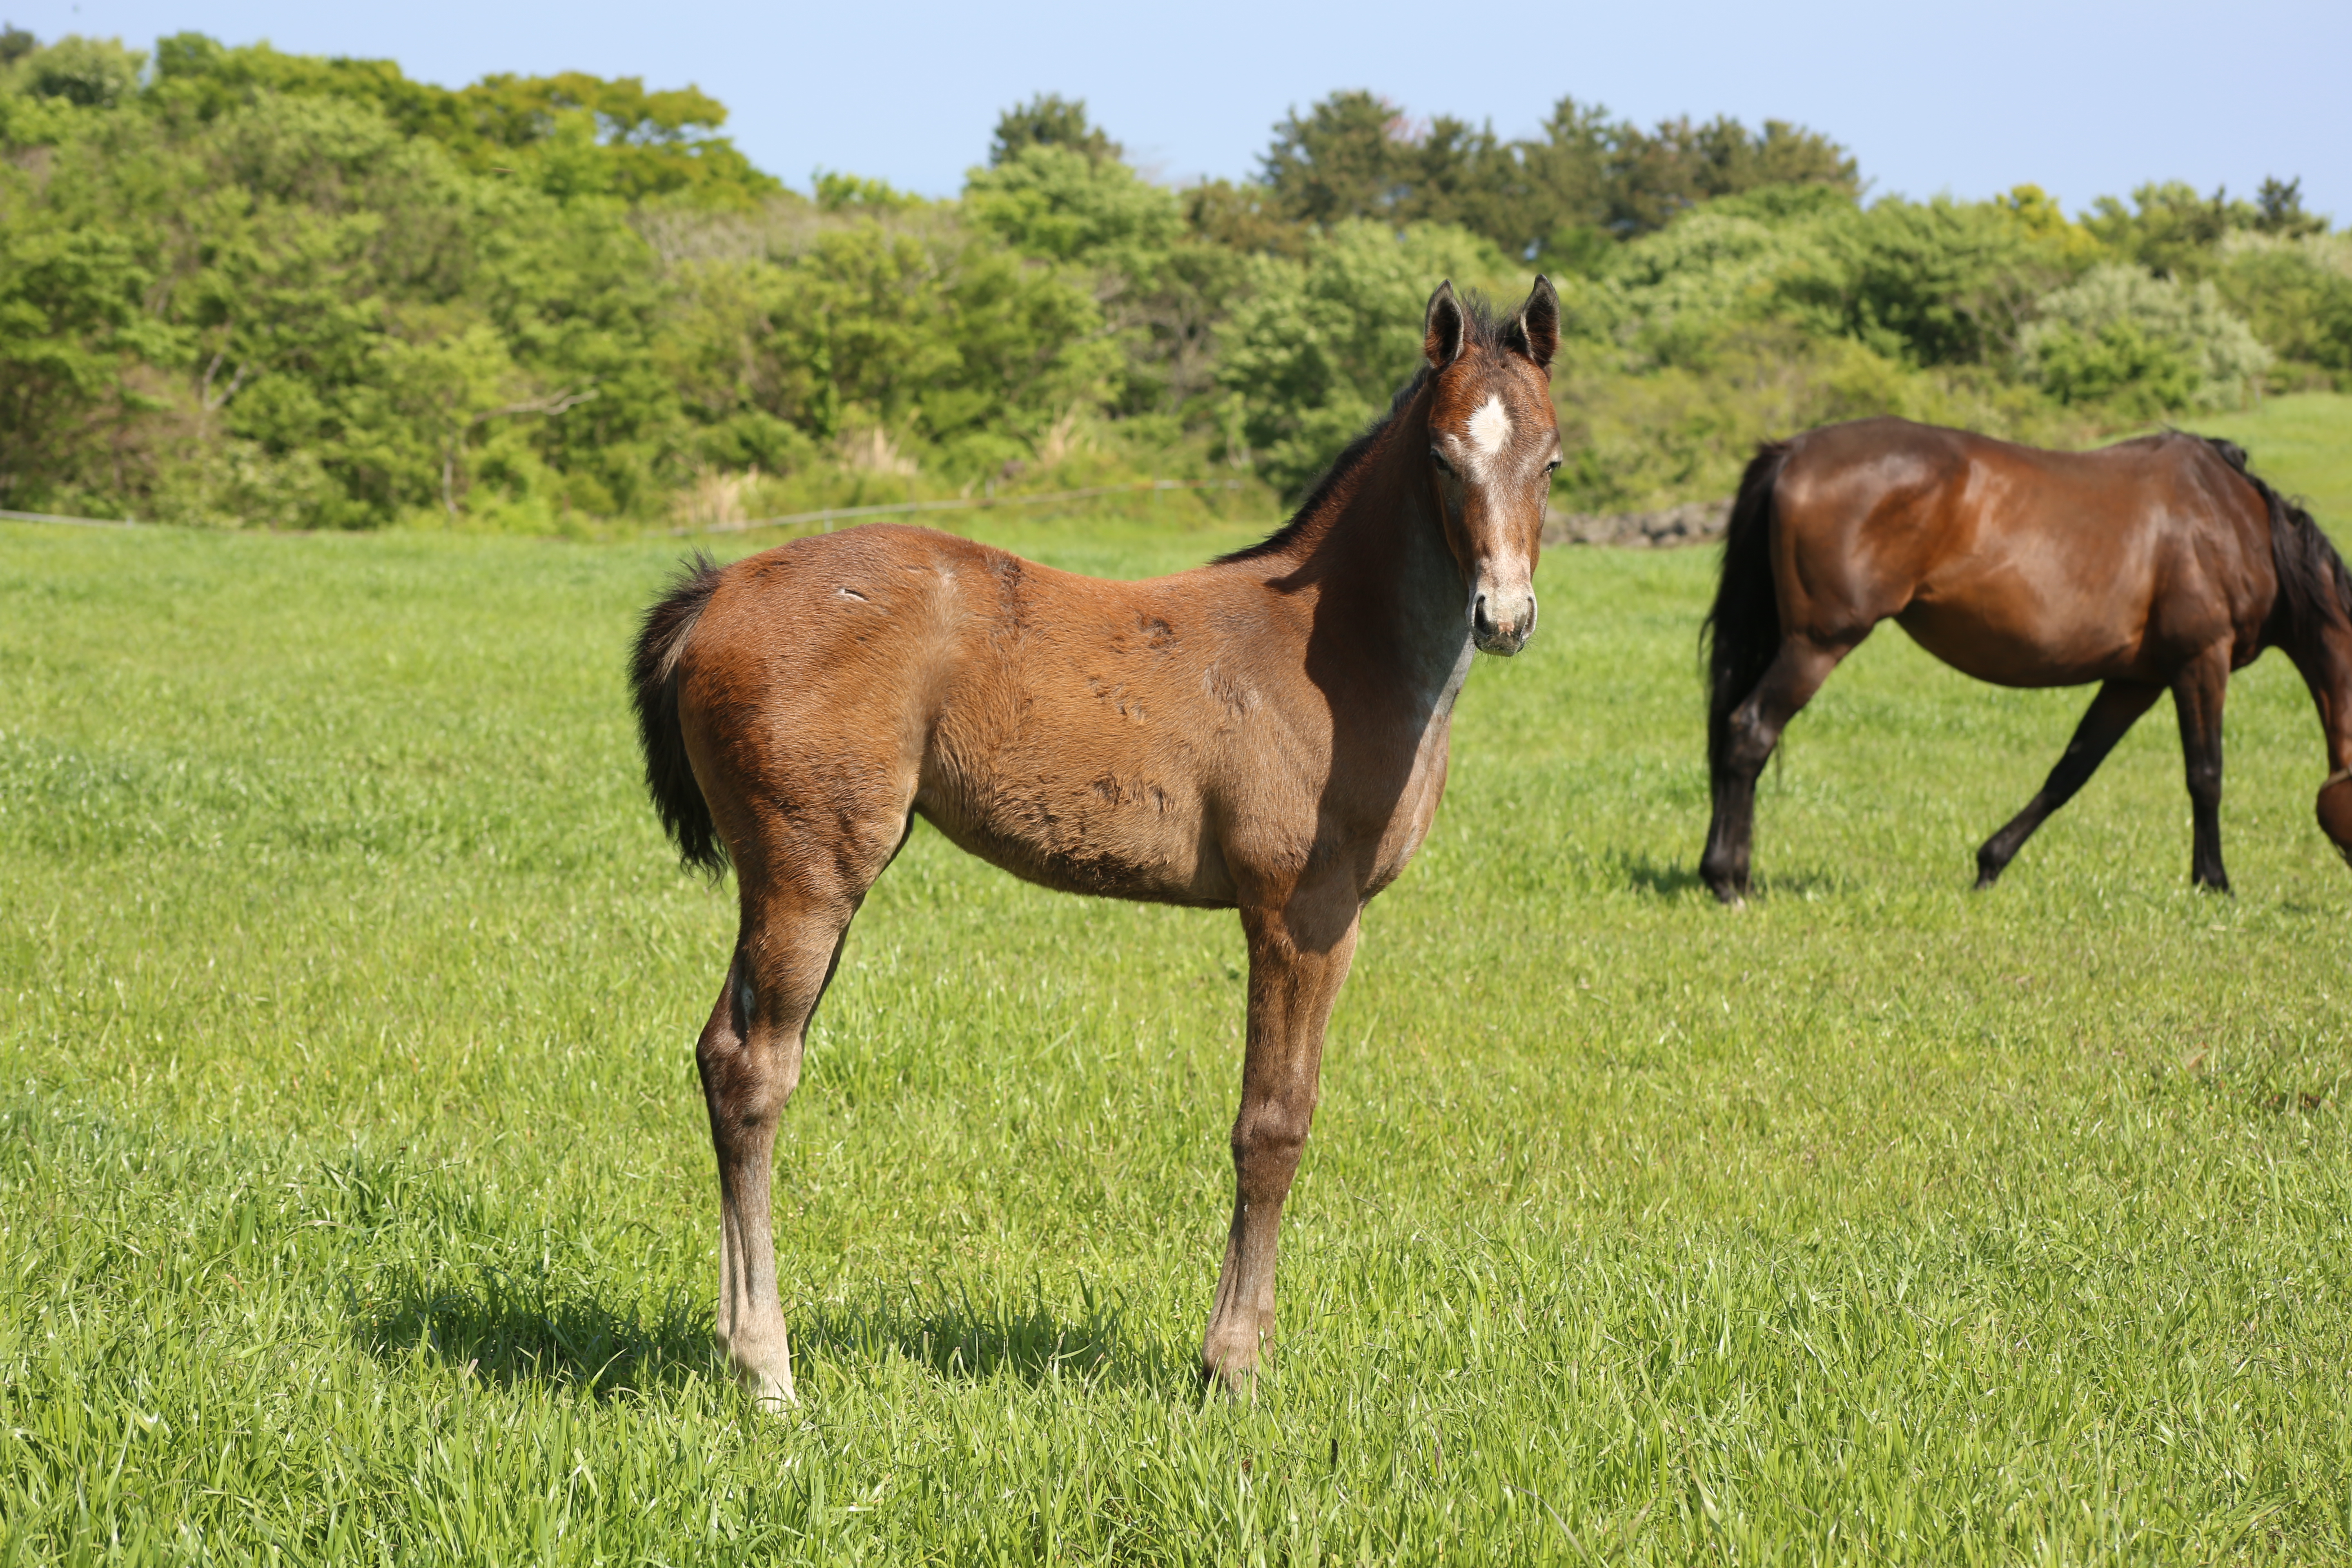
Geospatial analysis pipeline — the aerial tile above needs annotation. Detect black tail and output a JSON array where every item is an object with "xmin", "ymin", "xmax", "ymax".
[
  {"xmin": 2204, "ymin": 437, "xmax": 2352, "ymax": 655},
  {"xmin": 1704, "ymin": 443, "xmax": 1791, "ymax": 787},
  {"xmin": 630, "ymin": 552, "xmax": 728, "ymax": 876}
]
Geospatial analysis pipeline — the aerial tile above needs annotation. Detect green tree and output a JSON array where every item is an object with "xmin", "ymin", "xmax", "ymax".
[
  {"xmin": 963, "ymin": 143, "xmax": 1180, "ymax": 261},
  {"xmin": 989, "ymin": 93, "xmax": 1119, "ymax": 167},
  {"xmin": 18, "ymin": 34, "xmax": 146, "ymax": 108},
  {"xmin": 2085, "ymin": 182, "xmax": 2258, "ymax": 280},
  {"xmin": 1806, "ymin": 197, "xmax": 2077, "ymax": 366},
  {"xmin": 1215, "ymin": 220, "xmax": 1522, "ymax": 496},
  {"xmin": 1260, "ymin": 90, "xmax": 1412, "ymax": 227},
  {"xmin": 2212, "ymin": 232, "xmax": 2352, "ymax": 379},
  {"xmin": 2255, "ymin": 176, "xmax": 2327, "ymax": 239}
]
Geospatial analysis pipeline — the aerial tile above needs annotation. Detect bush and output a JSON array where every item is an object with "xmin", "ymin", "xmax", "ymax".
[
  {"xmin": 2019, "ymin": 264, "xmax": 2271, "ymax": 414},
  {"xmin": 2213, "ymin": 232, "xmax": 2352, "ymax": 382}
]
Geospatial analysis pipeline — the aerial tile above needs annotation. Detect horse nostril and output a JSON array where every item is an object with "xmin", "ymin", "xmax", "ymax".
[{"xmin": 1472, "ymin": 593, "xmax": 1493, "ymax": 635}]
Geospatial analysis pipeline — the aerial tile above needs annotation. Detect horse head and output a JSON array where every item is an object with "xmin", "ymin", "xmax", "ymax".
[{"xmin": 1419, "ymin": 276, "xmax": 1562, "ymax": 657}]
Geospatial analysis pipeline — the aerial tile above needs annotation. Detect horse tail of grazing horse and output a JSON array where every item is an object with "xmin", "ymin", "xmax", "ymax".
[
  {"xmin": 630, "ymin": 552, "xmax": 729, "ymax": 875},
  {"xmin": 2205, "ymin": 438, "xmax": 2352, "ymax": 650},
  {"xmin": 1704, "ymin": 441, "xmax": 1793, "ymax": 786}
]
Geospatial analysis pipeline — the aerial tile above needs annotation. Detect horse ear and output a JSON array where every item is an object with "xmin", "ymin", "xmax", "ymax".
[
  {"xmin": 1423, "ymin": 280, "xmax": 1466, "ymax": 370},
  {"xmin": 1517, "ymin": 275, "xmax": 1560, "ymax": 369}
]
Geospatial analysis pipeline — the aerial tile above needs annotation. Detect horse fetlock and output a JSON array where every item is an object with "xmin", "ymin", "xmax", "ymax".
[
  {"xmin": 1699, "ymin": 842, "xmax": 1750, "ymax": 903},
  {"xmin": 719, "ymin": 1320, "xmax": 796, "ymax": 1409}
]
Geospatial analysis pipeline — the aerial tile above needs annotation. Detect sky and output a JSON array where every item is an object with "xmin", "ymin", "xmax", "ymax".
[{"xmin": 13, "ymin": 0, "xmax": 2350, "ymax": 220}]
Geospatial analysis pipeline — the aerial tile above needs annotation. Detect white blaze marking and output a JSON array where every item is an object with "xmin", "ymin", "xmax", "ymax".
[{"xmin": 1466, "ymin": 396, "xmax": 1512, "ymax": 465}]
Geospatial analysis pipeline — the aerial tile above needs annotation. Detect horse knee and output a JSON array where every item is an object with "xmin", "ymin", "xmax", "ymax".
[
  {"xmin": 1720, "ymin": 709, "xmax": 1780, "ymax": 779},
  {"xmin": 2184, "ymin": 760, "xmax": 2223, "ymax": 807},
  {"xmin": 1230, "ymin": 1100, "xmax": 1312, "ymax": 1195}
]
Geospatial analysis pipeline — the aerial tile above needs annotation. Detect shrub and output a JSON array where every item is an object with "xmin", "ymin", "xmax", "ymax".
[{"xmin": 2019, "ymin": 264, "xmax": 2271, "ymax": 413}]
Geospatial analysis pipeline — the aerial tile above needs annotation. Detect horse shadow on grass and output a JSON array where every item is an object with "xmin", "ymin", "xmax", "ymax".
[
  {"xmin": 355, "ymin": 1267, "xmax": 1195, "ymax": 1401},
  {"xmin": 791, "ymin": 1281, "xmax": 1197, "ymax": 1398},
  {"xmin": 1613, "ymin": 849, "xmax": 1844, "ymax": 902},
  {"xmin": 354, "ymin": 1267, "xmax": 716, "ymax": 1400}
]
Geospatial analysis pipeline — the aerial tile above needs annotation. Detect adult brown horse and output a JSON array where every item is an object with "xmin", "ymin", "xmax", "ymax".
[
  {"xmin": 630, "ymin": 279, "xmax": 1563, "ymax": 1402},
  {"xmin": 1701, "ymin": 416, "xmax": 2352, "ymax": 901}
]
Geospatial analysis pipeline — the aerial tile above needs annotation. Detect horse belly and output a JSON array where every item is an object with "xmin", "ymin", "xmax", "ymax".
[
  {"xmin": 1895, "ymin": 577, "xmax": 2146, "ymax": 688},
  {"xmin": 916, "ymin": 773, "xmax": 1236, "ymax": 906}
]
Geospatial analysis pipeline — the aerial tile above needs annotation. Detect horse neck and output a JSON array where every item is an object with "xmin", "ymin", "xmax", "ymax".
[{"xmin": 1272, "ymin": 394, "xmax": 1474, "ymax": 697}]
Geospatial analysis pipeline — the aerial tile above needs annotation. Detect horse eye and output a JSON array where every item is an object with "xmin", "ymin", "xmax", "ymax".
[
  {"xmin": 1544, "ymin": 458, "xmax": 1561, "ymax": 475},
  {"xmin": 1428, "ymin": 447, "xmax": 1454, "ymax": 474}
]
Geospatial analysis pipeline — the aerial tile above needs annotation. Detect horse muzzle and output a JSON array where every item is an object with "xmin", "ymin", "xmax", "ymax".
[{"xmin": 1471, "ymin": 586, "xmax": 1536, "ymax": 656}]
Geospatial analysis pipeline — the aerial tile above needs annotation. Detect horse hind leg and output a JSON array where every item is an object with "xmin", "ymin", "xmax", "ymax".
[
  {"xmin": 698, "ymin": 813, "xmax": 905, "ymax": 1406},
  {"xmin": 2173, "ymin": 644, "xmax": 2233, "ymax": 892},
  {"xmin": 1975, "ymin": 678, "xmax": 2163, "ymax": 889},
  {"xmin": 1701, "ymin": 633, "xmax": 1854, "ymax": 903}
]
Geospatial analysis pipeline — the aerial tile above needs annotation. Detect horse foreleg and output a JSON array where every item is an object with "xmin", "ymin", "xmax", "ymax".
[
  {"xmin": 1203, "ymin": 887, "xmax": 1361, "ymax": 1395},
  {"xmin": 1975, "ymin": 679, "xmax": 2163, "ymax": 888},
  {"xmin": 1701, "ymin": 634, "xmax": 1852, "ymax": 903},
  {"xmin": 2173, "ymin": 645, "xmax": 2232, "ymax": 892},
  {"xmin": 697, "ymin": 883, "xmax": 860, "ymax": 1408}
]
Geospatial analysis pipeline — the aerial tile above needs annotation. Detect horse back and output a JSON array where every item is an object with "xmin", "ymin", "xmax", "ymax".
[{"xmin": 1772, "ymin": 418, "xmax": 2277, "ymax": 685}]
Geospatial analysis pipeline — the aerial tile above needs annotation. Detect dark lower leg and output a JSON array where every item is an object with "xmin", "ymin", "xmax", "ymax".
[
  {"xmin": 1976, "ymin": 679, "xmax": 2163, "ymax": 888},
  {"xmin": 2173, "ymin": 649, "xmax": 2231, "ymax": 892},
  {"xmin": 1701, "ymin": 636, "xmax": 1853, "ymax": 902}
]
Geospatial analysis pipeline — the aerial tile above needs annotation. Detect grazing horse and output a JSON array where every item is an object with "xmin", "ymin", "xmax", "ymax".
[
  {"xmin": 630, "ymin": 279, "xmax": 1564, "ymax": 1401},
  {"xmin": 1700, "ymin": 416, "xmax": 2352, "ymax": 901}
]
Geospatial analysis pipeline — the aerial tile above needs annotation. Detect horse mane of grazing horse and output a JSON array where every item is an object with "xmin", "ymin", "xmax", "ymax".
[
  {"xmin": 1700, "ymin": 416, "xmax": 2352, "ymax": 901},
  {"xmin": 630, "ymin": 278, "xmax": 1564, "ymax": 1401}
]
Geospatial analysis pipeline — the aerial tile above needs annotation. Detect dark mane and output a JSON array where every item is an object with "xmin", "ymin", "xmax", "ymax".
[
  {"xmin": 2204, "ymin": 437, "xmax": 2352, "ymax": 650},
  {"xmin": 1214, "ymin": 294, "xmax": 1513, "ymax": 566}
]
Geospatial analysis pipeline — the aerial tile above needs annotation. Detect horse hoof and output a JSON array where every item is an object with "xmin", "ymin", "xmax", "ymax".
[{"xmin": 1200, "ymin": 1335, "xmax": 1263, "ymax": 1400}]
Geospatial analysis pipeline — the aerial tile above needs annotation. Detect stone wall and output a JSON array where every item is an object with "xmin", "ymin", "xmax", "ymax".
[{"xmin": 1543, "ymin": 498, "xmax": 1731, "ymax": 549}]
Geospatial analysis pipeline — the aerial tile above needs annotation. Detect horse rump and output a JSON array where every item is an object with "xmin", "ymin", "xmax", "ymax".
[{"xmin": 630, "ymin": 552, "xmax": 728, "ymax": 875}]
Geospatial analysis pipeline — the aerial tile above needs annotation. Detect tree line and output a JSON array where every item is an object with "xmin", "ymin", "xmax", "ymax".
[{"xmin": 2, "ymin": 27, "xmax": 2346, "ymax": 531}]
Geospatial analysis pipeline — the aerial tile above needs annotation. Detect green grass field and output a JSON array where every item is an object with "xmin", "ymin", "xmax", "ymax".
[{"xmin": 5, "ymin": 398, "xmax": 2351, "ymax": 1564}]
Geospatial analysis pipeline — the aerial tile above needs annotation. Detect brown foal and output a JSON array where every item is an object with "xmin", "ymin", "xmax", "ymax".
[
  {"xmin": 630, "ymin": 279, "xmax": 1564, "ymax": 1401},
  {"xmin": 1702, "ymin": 416, "xmax": 2352, "ymax": 900}
]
